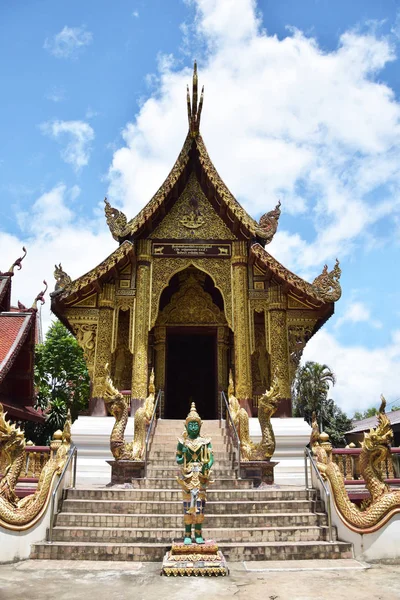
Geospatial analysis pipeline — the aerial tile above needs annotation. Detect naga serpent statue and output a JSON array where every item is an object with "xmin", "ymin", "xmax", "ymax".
[
  {"xmin": 0, "ymin": 403, "xmax": 72, "ymax": 530},
  {"xmin": 102, "ymin": 364, "xmax": 155, "ymax": 461},
  {"xmin": 312, "ymin": 396, "xmax": 400, "ymax": 533},
  {"xmin": 228, "ymin": 369, "xmax": 281, "ymax": 461}
]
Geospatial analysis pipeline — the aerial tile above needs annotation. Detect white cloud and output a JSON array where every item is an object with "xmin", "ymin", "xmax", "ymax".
[
  {"xmin": 44, "ymin": 26, "xmax": 93, "ymax": 59},
  {"xmin": 40, "ymin": 120, "xmax": 95, "ymax": 171},
  {"xmin": 335, "ymin": 301, "xmax": 382, "ymax": 329},
  {"xmin": 1, "ymin": 184, "xmax": 116, "ymax": 334},
  {"xmin": 303, "ymin": 329, "xmax": 400, "ymax": 415},
  {"xmin": 132, "ymin": 10, "xmax": 139, "ymax": 18},
  {"xmin": 107, "ymin": 0, "xmax": 400, "ymax": 279}
]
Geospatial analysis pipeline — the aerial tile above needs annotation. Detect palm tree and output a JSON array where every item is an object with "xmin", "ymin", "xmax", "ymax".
[{"xmin": 293, "ymin": 361, "xmax": 336, "ymax": 428}]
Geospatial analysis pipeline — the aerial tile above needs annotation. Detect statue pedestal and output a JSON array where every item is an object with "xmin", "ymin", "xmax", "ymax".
[
  {"xmin": 240, "ymin": 460, "xmax": 278, "ymax": 486},
  {"xmin": 162, "ymin": 540, "xmax": 229, "ymax": 576},
  {"xmin": 106, "ymin": 460, "xmax": 145, "ymax": 484}
]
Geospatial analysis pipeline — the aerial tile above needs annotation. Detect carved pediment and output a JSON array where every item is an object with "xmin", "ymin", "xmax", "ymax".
[
  {"xmin": 157, "ymin": 272, "xmax": 226, "ymax": 326},
  {"xmin": 151, "ymin": 173, "xmax": 235, "ymax": 241}
]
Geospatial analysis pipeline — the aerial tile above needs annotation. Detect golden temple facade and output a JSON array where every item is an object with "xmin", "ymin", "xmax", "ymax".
[{"xmin": 51, "ymin": 64, "xmax": 341, "ymax": 419}]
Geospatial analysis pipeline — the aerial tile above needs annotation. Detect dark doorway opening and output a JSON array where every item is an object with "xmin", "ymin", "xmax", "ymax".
[{"xmin": 165, "ymin": 329, "xmax": 217, "ymax": 419}]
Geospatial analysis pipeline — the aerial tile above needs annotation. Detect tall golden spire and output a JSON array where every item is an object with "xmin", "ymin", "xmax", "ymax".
[{"xmin": 187, "ymin": 61, "xmax": 204, "ymax": 137}]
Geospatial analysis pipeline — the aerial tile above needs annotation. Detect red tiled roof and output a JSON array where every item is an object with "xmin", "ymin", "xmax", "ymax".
[{"xmin": 0, "ymin": 312, "xmax": 34, "ymax": 382}]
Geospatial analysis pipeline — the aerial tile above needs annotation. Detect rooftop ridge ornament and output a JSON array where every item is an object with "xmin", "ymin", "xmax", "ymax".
[
  {"xmin": 31, "ymin": 280, "xmax": 47, "ymax": 310},
  {"xmin": 187, "ymin": 61, "xmax": 204, "ymax": 137},
  {"xmin": 54, "ymin": 263, "xmax": 72, "ymax": 291},
  {"xmin": 311, "ymin": 258, "xmax": 342, "ymax": 302},
  {"xmin": 1, "ymin": 247, "xmax": 27, "ymax": 276},
  {"xmin": 104, "ymin": 197, "xmax": 128, "ymax": 241}
]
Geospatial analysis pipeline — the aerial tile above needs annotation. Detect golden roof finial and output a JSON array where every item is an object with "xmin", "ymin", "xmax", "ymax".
[{"xmin": 187, "ymin": 61, "xmax": 204, "ymax": 137}]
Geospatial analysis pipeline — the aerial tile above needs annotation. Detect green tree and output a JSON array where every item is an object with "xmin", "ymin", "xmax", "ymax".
[
  {"xmin": 353, "ymin": 407, "xmax": 378, "ymax": 420},
  {"xmin": 24, "ymin": 321, "xmax": 90, "ymax": 444},
  {"xmin": 293, "ymin": 361, "xmax": 336, "ymax": 425}
]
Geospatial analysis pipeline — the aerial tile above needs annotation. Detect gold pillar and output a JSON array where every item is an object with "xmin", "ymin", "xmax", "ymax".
[
  {"xmin": 154, "ymin": 325, "xmax": 166, "ymax": 416},
  {"xmin": 231, "ymin": 242, "xmax": 252, "ymax": 406},
  {"xmin": 131, "ymin": 240, "xmax": 152, "ymax": 404},
  {"xmin": 92, "ymin": 283, "xmax": 115, "ymax": 415},
  {"xmin": 217, "ymin": 326, "xmax": 229, "ymax": 418},
  {"xmin": 268, "ymin": 308, "xmax": 292, "ymax": 417}
]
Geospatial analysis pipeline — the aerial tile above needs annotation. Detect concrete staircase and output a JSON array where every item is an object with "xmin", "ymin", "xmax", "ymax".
[{"xmin": 31, "ymin": 420, "xmax": 353, "ymax": 561}]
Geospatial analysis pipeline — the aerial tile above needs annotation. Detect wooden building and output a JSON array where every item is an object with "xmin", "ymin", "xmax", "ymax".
[
  {"xmin": 51, "ymin": 64, "xmax": 341, "ymax": 419},
  {"xmin": 0, "ymin": 249, "xmax": 44, "ymax": 423}
]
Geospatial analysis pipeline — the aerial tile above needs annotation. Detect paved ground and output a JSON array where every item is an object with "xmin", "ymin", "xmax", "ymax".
[{"xmin": 1, "ymin": 559, "xmax": 400, "ymax": 600}]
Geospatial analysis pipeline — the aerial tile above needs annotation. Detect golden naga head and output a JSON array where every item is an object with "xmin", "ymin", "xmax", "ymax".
[
  {"xmin": 185, "ymin": 402, "xmax": 202, "ymax": 427},
  {"xmin": 363, "ymin": 395, "xmax": 394, "ymax": 452},
  {"xmin": 0, "ymin": 403, "xmax": 25, "ymax": 450}
]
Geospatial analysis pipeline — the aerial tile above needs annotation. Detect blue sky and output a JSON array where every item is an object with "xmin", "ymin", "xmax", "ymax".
[{"xmin": 1, "ymin": 0, "xmax": 400, "ymax": 414}]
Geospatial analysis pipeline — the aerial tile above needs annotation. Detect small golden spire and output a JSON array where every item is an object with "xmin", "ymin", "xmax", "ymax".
[
  {"xmin": 187, "ymin": 61, "xmax": 204, "ymax": 137},
  {"xmin": 185, "ymin": 401, "xmax": 202, "ymax": 425}
]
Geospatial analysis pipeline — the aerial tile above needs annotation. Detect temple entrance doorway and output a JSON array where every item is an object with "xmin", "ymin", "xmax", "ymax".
[{"xmin": 165, "ymin": 328, "xmax": 217, "ymax": 419}]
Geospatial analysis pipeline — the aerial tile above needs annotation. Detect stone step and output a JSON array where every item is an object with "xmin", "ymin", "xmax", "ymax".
[
  {"xmin": 149, "ymin": 450, "xmax": 233, "ymax": 459},
  {"xmin": 147, "ymin": 459, "xmax": 236, "ymax": 467},
  {"xmin": 61, "ymin": 498, "xmax": 323, "ymax": 514},
  {"xmin": 55, "ymin": 511, "xmax": 328, "ymax": 529},
  {"xmin": 51, "ymin": 525, "xmax": 336, "ymax": 543},
  {"xmin": 31, "ymin": 540, "xmax": 353, "ymax": 562},
  {"xmin": 144, "ymin": 466, "xmax": 237, "ymax": 477},
  {"xmin": 128, "ymin": 478, "xmax": 251, "ymax": 489},
  {"xmin": 67, "ymin": 488, "xmax": 311, "ymax": 501}
]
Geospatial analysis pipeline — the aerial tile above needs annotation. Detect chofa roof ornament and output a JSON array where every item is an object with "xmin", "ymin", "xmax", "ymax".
[
  {"xmin": 54, "ymin": 263, "xmax": 72, "ymax": 291},
  {"xmin": 104, "ymin": 198, "xmax": 128, "ymax": 241},
  {"xmin": 0, "ymin": 247, "xmax": 27, "ymax": 276},
  {"xmin": 257, "ymin": 201, "xmax": 281, "ymax": 245}
]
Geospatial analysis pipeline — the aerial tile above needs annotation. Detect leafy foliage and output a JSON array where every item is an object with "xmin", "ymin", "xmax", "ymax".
[
  {"xmin": 293, "ymin": 361, "xmax": 351, "ymax": 447},
  {"xmin": 24, "ymin": 321, "xmax": 90, "ymax": 445}
]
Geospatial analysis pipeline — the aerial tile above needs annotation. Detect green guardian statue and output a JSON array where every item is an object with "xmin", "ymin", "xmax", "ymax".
[{"xmin": 176, "ymin": 402, "xmax": 214, "ymax": 544}]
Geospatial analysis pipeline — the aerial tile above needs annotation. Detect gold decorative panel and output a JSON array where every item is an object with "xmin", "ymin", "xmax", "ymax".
[{"xmin": 150, "ymin": 172, "xmax": 235, "ymax": 240}]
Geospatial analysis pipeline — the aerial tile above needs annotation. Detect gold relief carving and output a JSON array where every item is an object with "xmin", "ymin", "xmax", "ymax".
[
  {"xmin": 132, "ymin": 250, "xmax": 152, "ymax": 399},
  {"xmin": 119, "ymin": 279, "xmax": 130, "ymax": 288},
  {"xmin": 54, "ymin": 240, "xmax": 134, "ymax": 301},
  {"xmin": 268, "ymin": 310, "xmax": 290, "ymax": 398},
  {"xmin": 151, "ymin": 172, "xmax": 235, "ymax": 240},
  {"xmin": 99, "ymin": 283, "xmax": 116, "ymax": 308},
  {"xmin": 93, "ymin": 308, "xmax": 114, "ymax": 397},
  {"xmin": 72, "ymin": 294, "xmax": 97, "ymax": 308},
  {"xmin": 232, "ymin": 259, "xmax": 252, "ymax": 399},
  {"xmin": 157, "ymin": 273, "xmax": 226, "ymax": 326},
  {"xmin": 70, "ymin": 322, "xmax": 97, "ymax": 376},
  {"xmin": 217, "ymin": 327, "xmax": 229, "ymax": 396},
  {"xmin": 251, "ymin": 320, "xmax": 270, "ymax": 394},
  {"xmin": 288, "ymin": 295, "xmax": 314, "ymax": 309},
  {"xmin": 253, "ymin": 264, "xmax": 266, "ymax": 277},
  {"xmin": 154, "ymin": 326, "xmax": 166, "ymax": 400},
  {"xmin": 120, "ymin": 264, "xmax": 132, "ymax": 275},
  {"xmin": 254, "ymin": 281, "xmax": 264, "ymax": 290},
  {"xmin": 287, "ymin": 321, "xmax": 317, "ymax": 384},
  {"xmin": 112, "ymin": 309, "xmax": 132, "ymax": 390},
  {"xmin": 151, "ymin": 257, "xmax": 232, "ymax": 329},
  {"xmin": 116, "ymin": 289, "xmax": 136, "ymax": 297}
]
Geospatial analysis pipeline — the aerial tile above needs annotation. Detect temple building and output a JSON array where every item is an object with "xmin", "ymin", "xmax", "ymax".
[
  {"xmin": 0, "ymin": 249, "xmax": 45, "ymax": 424},
  {"xmin": 51, "ymin": 64, "xmax": 341, "ymax": 420}
]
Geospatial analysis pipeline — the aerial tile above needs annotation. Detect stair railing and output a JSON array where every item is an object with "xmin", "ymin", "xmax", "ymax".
[
  {"xmin": 144, "ymin": 389, "xmax": 164, "ymax": 479},
  {"xmin": 304, "ymin": 446, "xmax": 333, "ymax": 543},
  {"xmin": 220, "ymin": 391, "xmax": 241, "ymax": 480},
  {"xmin": 47, "ymin": 444, "xmax": 77, "ymax": 543}
]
